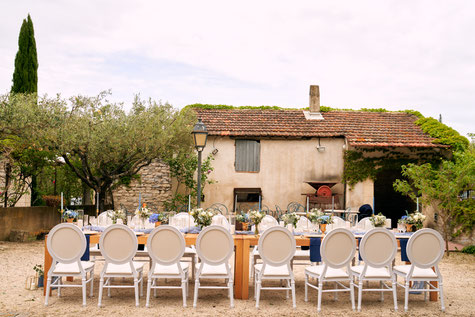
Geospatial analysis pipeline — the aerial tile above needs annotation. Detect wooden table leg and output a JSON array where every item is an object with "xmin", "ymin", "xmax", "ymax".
[
  {"xmin": 430, "ymin": 267, "xmax": 438, "ymax": 301},
  {"xmin": 234, "ymin": 239, "xmax": 243, "ymax": 299},
  {"xmin": 44, "ymin": 239, "xmax": 52, "ymax": 296},
  {"xmin": 241, "ymin": 239, "xmax": 251, "ymax": 300}
]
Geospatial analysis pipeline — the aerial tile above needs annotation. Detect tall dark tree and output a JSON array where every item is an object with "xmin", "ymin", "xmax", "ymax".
[
  {"xmin": 11, "ymin": 14, "xmax": 38, "ymax": 94},
  {"xmin": 9, "ymin": 14, "xmax": 41, "ymax": 206}
]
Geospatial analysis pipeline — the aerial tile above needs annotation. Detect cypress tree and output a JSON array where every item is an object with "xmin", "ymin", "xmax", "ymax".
[{"xmin": 11, "ymin": 14, "xmax": 38, "ymax": 93}]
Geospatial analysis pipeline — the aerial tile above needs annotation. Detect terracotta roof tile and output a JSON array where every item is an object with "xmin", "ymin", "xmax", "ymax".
[{"xmin": 194, "ymin": 109, "xmax": 442, "ymax": 148}]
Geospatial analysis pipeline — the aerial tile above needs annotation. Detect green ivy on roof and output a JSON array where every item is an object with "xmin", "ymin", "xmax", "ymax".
[{"xmin": 187, "ymin": 104, "xmax": 468, "ymax": 151}]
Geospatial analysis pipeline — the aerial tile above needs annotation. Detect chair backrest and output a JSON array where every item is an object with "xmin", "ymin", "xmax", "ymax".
[
  {"xmin": 359, "ymin": 228, "xmax": 397, "ymax": 268},
  {"xmin": 332, "ymin": 216, "xmax": 346, "ymax": 227},
  {"xmin": 47, "ymin": 224, "xmax": 86, "ymax": 264},
  {"xmin": 295, "ymin": 216, "xmax": 316, "ymax": 231},
  {"xmin": 170, "ymin": 212, "xmax": 196, "ymax": 229},
  {"xmin": 207, "ymin": 203, "xmax": 229, "ymax": 215},
  {"xmin": 258, "ymin": 227, "xmax": 296, "ymax": 266},
  {"xmin": 258, "ymin": 215, "xmax": 279, "ymax": 232},
  {"xmin": 98, "ymin": 211, "xmax": 113, "ymax": 226},
  {"xmin": 321, "ymin": 228, "xmax": 356, "ymax": 268},
  {"xmin": 99, "ymin": 224, "xmax": 138, "ymax": 264},
  {"xmin": 147, "ymin": 225, "xmax": 185, "ymax": 266},
  {"xmin": 211, "ymin": 214, "xmax": 231, "ymax": 231},
  {"xmin": 407, "ymin": 228, "xmax": 445, "ymax": 269},
  {"xmin": 356, "ymin": 217, "xmax": 374, "ymax": 231},
  {"xmin": 287, "ymin": 202, "xmax": 305, "ymax": 213},
  {"xmin": 196, "ymin": 225, "xmax": 234, "ymax": 265}
]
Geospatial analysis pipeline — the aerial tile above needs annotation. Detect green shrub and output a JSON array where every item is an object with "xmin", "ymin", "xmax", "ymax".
[{"xmin": 461, "ymin": 245, "xmax": 475, "ymax": 254}]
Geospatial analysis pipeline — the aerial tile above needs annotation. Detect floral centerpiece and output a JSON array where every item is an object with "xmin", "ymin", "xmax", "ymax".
[
  {"xmin": 406, "ymin": 212, "xmax": 426, "ymax": 231},
  {"xmin": 307, "ymin": 208, "xmax": 333, "ymax": 233},
  {"xmin": 61, "ymin": 209, "xmax": 78, "ymax": 222},
  {"xmin": 281, "ymin": 212, "xmax": 300, "ymax": 228},
  {"xmin": 33, "ymin": 264, "xmax": 44, "ymax": 287},
  {"xmin": 149, "ymin": 213, "xmax": 168, "ymax": 226},
  {"xmin": 136, "ymin": 203, "xmax": 152, "ymax": 219},
  {"xmin": 249, "ymin": 210, "xmax": 265, "ymax": 234},
  {"xmin": 190, "ymin": 208, "xmax": 215, "ymax": 229},
  {"xmin": 370, "ymin": 212, "xmax": 387, "ymax": 227},
  {"xmin": 235, "ymin": 212, "xmax": 250, "ymax": 231},
  {"xmin": 107, "ymin": 209, "xmax": 126, "ymax": 224}
]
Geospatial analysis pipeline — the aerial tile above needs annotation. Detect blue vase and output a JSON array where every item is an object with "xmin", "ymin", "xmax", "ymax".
[{"xmin": 37, "ymin": 275, "xmax": 44, "ymax": 288}]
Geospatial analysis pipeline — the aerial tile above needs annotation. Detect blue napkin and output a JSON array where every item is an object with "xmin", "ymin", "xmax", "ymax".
[
  {"xmin": 234, "ymin": 230, "xmax": 255, "ymax": 235},
  {"xmin": 309, "ymin": 237, "xmax": 321, "ymax": 262},
  {"xmin": 399, "ymin": 239, "xmax": 409, "ymax": 262},
  {"xmin": 80, "ymin": 234, "xmax": 90, "ymax": 261}
]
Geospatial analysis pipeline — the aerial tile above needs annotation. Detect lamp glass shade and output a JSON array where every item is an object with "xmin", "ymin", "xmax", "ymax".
[{"xmin": 193, "ymin": 132, "xmax": 208, "ymax": 149}]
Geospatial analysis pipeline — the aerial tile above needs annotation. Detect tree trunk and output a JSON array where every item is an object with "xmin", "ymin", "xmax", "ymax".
[
  {"xmin": 4, "ymin": 162, "xmax": 11, "ymax": 207},
  {"xmin": 82, "ymin": 183, "xmax": 92, "ymax": 205},
  {"xmin": 30, "ymin": 174, "xmax": 39, "ymax": 206}
]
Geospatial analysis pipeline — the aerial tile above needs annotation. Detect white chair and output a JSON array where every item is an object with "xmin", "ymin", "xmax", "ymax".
[
  {"xmin": 170, "ymin": 212, "xmax": 198, "ymax": 280},
  {"xmin": 326, "ymin": 216, "xmax": 350, "ymax": 231},
  {"xmin": 254, "ymin": 226, "xmax": 296, "ymax": 308},
  {"xmin": 98, "ymin": 224, "xmax": 144, "ymax": 307},
  {"xmin": 146, "ymin": 225, "xmax": 189, "ymax": 307},
  {"xmin": 356, "ymin": 217, "xmax": 374, "ymax": 231},
  {"xmin": 393, "ymin": 228, "xmax": 445, "ymax": 312},
  {"xmin": 304, "ymin": 228, "xmax": 356, "ymax": 312},
  {"xmin": 211, "ymin": 214, "xmax": 231, "ymax": 231},
  {"xmin": 295, "ymin": 216, "xmax": 316, "ymax": 232},
  {"xmin": 350, "ymin": 228, "xmax": 398, "ymax": 312},
  {"xmin": 250, "ymin": 215, "xmax": 279, "ymax": 282},
  {"xmin": 98, "ymin": 211, "xmax": 113, "ymax": 226},
  {"xmin": 193, "ymin": 225, "xmax": 234, "ymax": 308},
  {"xmin": 45, "ymin": 224, "xmax": 95, "ymax": 306}
]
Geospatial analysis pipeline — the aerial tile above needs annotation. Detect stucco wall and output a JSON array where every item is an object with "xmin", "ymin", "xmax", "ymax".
[
  {"xmin": 0, "ymin": 206, "xmax": 60, "ymax": 240},
  {"xmin": 190, "ymin": 136, "xmax": 349, "ymax": 212},
  {"xmin": 345, "ymin": 179, "xmax": 374, "ymax": 210}
]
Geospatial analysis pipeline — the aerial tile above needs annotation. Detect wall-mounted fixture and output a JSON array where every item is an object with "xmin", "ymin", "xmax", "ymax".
[
  {"xmin": 212, "ymin": 148, "xmax": 218, "ymax": 155},
  {"xmin": 316, "ymin": 138, "xmax": 325, "ymax": 152}
]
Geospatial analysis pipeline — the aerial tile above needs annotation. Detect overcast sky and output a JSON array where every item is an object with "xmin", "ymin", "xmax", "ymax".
[{"xmin": 1, "ymin": 1, "xmax": 474, "ymax": 137}]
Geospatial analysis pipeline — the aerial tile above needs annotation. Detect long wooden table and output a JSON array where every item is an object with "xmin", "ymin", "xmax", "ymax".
[{"xmin": 44, "ymin": 233, "xmax": 437, "ymax": 301}]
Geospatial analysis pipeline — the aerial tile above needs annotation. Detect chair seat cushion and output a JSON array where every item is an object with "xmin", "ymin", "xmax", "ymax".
[
  {"xmin": 393, "ymin": 265, "xmax": 438, "ymax": 278},
  {"xmin": 105, "ymin": 262, "xmax": 145, "ymax": 274},
  {"xmin": 254, "ymin": 264, "xmax": 290, "ymax": 276},
  {"xmin": 305, "ymin": 265, "xmax": 349, "ymax": 278},
  {"xmin": 200, "ymin": 263, "xmax": 229, "ymax": 275},
  {"xmin": 153, "ymin": 262, "xmax": 189, "ymax": 275},
  {"xmin": 351, "ymin": 265, "xmax": 391, "ymax": 278},
  {"xmin": 53, "ymin": 261, "xmax": 95, "ymax": 274},
  {"xmin": 184, "ymin": 246, "xmax": 196, "ymax": 254},
  {"xmin": 294, "ymin": 249, "xmax": 310, "ymax": 258}
]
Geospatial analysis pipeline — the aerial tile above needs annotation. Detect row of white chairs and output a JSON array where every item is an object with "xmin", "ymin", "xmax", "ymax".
[{"xmin": 45, "ymin": 224, "xmax": 234, "ymax": 308}]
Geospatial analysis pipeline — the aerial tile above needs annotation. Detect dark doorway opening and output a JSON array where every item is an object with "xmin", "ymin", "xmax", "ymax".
[
  {"xmin": 374, "ymin": 169, "xmax": 415, "ymax": 228},
  {"xmin": 233, "ymin": 188, "xmax": 261, "ymax": 213}
]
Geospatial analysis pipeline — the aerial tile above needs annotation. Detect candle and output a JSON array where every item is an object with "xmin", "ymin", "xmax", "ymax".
[
  {"xmin": 96, "ymin": 192, "xmax": 99, "ymax": 217},
  {"xmin": 306, "ymin": 196, "xmax": 309, "ymax": 213},
  {"xmin": 258, "ymin": 196, "xmax": 261, "ymax": 212},
  {"xmin": 188, "ymin": 194, "xmax": 191, "ymax": 212},
  {"xmin": 138, "ymin": 192, "xmax": 141, "ymax": 211},
  {"xmin": 373, "ymin": 197, "xmax": 375, "ymax": 215},
  {"xmin": 416, "ymin": 197, "xmax": 419, "ymax": 212},
  {"xmin": 234, "ymin": 195, "xmax": 238, "ymax": 213},
  {"xmin": 332, "ymin": 196, "xmax": 334, "ymax": 212},
  {"xmin": 60, "ymin": 192, "xmax": 63, "ymax": 213}
]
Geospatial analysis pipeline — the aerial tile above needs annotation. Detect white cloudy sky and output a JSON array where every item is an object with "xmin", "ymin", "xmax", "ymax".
[{"xmin": 0, "ymin": 1, "xmax": 474, "ymax": 137}]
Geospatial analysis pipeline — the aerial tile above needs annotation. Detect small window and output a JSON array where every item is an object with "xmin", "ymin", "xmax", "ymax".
[
  {"xmin": 233, "ymin": 188, "xmax": 261, "ymax": 212},
  {"xmin": 235, "ymin": 139, "xmax": 260, "ymax": 172}
]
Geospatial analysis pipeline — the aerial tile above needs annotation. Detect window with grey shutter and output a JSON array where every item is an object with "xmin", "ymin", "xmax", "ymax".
[{"xmin": 235, "ymin": 139, "xmax": 260, "ymax": 172}]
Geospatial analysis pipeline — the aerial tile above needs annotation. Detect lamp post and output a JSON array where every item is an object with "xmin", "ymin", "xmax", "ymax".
[{"xmin": 192, "ymin": 118, "xmax": 208, "ymax": 208}]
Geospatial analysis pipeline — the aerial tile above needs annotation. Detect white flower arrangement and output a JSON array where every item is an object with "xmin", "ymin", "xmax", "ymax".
[
  {"xmin": 281, "ymin": 212, "xmax": 300, "ymax": 228},
  {"xmin": 136, "ymin": 204, "xmax": 152, "ymax": 219},
  {"xmin": 307, "ymin": 208, "xmax": 333, "ymax": 224},
  {"xmin": 249, "ymin": 210, "xmax": 265, "ymax": 226},
  {"xmin": 370, "ymin": 212, "xmax": 387, "ymax": 227},
  {"xmin": 190, "ymin": 208, "xmax": 215, "ymax": 228},
  {"xmin": 406, "ymin": 212, "xmax": 426, "ymax": 230},
  {"xmin": 107, "ymin": 209, "xmax": 126, "ymax": 224}
]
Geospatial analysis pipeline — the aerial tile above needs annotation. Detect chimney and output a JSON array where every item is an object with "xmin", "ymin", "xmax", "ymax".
[
  {"xmin": 304, "ymin": 85, "xmax": 324, "ymax": 120},
  {"xmin": 309, "ymin": 85, "xmax": 320, "ymax": 112}
]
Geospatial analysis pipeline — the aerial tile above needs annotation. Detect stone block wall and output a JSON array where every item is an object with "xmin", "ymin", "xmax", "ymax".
[
  {"xmin": 112, "ymin": 160, "xmax": 172, "ymax": 212},
  {"xmin": 0, "ymin": 158, "xmax": 31, "ymax": 207}
]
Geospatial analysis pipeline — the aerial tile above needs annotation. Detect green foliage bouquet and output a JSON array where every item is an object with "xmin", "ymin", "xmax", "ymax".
[
  {"xmin": 249, "ymin": 210, "xmax": 265, "ymax": 226},
  {"xmin": 281, "ymin": 212, "xmax": 300, "ymax": 228},
  {"xmin": 406, "ymin": 212, "xmax": 426, "ymax": 230},
  {"xmin": 307, "ymin": 208, "xmax": 333, "ymax": 224},
  {"xmin": 107, "ymin": 209, "xmax": 126, "ymax": 224},
  {"xmin": 236, "ymin": 212, "xmax": 249, "ymax": 223},
  {"xmin": 61, "ymin": 209, "xmax": 78, "ymax": 221},
  {"xmin": 190, "ymin": 208, "xmax": 215, "ymax": 228},
  {"xmin": 136, "ymin": 203, "xmax": 152, "ymax": 219}
]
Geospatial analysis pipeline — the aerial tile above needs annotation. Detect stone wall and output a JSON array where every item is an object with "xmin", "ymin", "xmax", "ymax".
[
  {"xmin": 112, "ymin": 160, "xmax": 172, "ymax": 212},
  {"xmin": 0, "ymin": 158, "xmax": 31, "ymax": 207}
]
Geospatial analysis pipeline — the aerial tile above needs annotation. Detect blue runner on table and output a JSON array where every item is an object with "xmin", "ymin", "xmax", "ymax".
[
  {"xmin": 399, "ymin": 239, "xmax": 409, "ymax": 262},
  {"xmin": 309, "ymin": 237, "xmax": 322, "ymax": 262}
]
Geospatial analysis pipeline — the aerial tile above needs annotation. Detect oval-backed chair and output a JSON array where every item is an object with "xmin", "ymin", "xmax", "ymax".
[
  {"xmin": 45, "ymin": 224, "xmax": 95, "ymax": 306},
  {"xmin": 393, "ymin": 228, "xmax": 445, "ymax": 312}
]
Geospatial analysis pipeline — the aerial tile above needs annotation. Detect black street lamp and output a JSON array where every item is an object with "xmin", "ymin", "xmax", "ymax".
[{"xmin": 192, "ymin": 118, "xmax": 208, "ymax": 208}]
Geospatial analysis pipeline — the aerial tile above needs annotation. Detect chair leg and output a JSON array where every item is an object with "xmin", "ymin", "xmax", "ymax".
[
  {"xmin": 193, "ymin": 280, "xmax": 199, "ymax": 308},
  {"xmin": 317, "ymin": 281, "xmax": 323, "ymax": 313},
  {"xmin": 286, "ymin": 279, "xmax": 290, "ymax": 299},
  {"xmin": 140, "ymin": 273, "xmax": 144, "ymax": 297},
  {"xmin": 304, "ymin": 274, "xmax": 308, "ymax": 302},
  {"xmin": 89, "ymin": 272, "xmax": 94, "ymax": 297},
  {"xmin": 334, "ymin": 282, "xmax": 338, "ymax": 300},
  {"xmin": 82, "ymin": 277, "xmax": 87, "ymax": 307},
  {"xmin": 291, "ymin": 280, "xmax": 296, "ymax": 309},
  {"xmin": 45, "ymin": 276, "xmax": 52, "ymax": 306},
  {"xmin": 350, "ymin": 279, "xmax": 355, "ymax": 311},
  {"xmin": 134, "ymin": 278, "xmax": 139, "ymax": 307},
  {"xmin": 182, "ymin": 280, "xmax": 187, "ymax": 307},
  {"xmin": 107, "ymin": 278, "xmax": 111, "ymax": 297},
  {"xmin": 98, "ymin": 277, "xmax": 104, "ymax": 307},
  {"xmin": 357, "ymin": 280, "xmax": 363, "ymax": 312},
  {"xmin": 255, "ymin": 280, "xmax": 261, "ymax": 308},
  {"xmin": 146, "ymin": 277, "xmax": 152, "ymax": 308},
  {"xmin": 229, "ymin": 280, "xmax": 234, "ymax": 308},
  {"xmin": 404, "ymin": 280, "xmax": 410, "ymax": 312},
  {"xmin": 191, "ymin": 256, "xmax": 196, "ymax": 280},
  {"xmin": 391, "ymin": 277, "xmax": 398, "ymax": 311},
  {"xmin": 380, "ymin": 281, "xmax": 384, "ymax": 302},
  {"xmin": 439, "ymin": 280, "xmax": 445, "ymax": 312},
  {"xmin": 57, "ymin": 277, "xmax": 61, "ymax": 297},
  {"xmin": 424, "ymin": 282, "xmax": 428, "ymax": 302}
]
